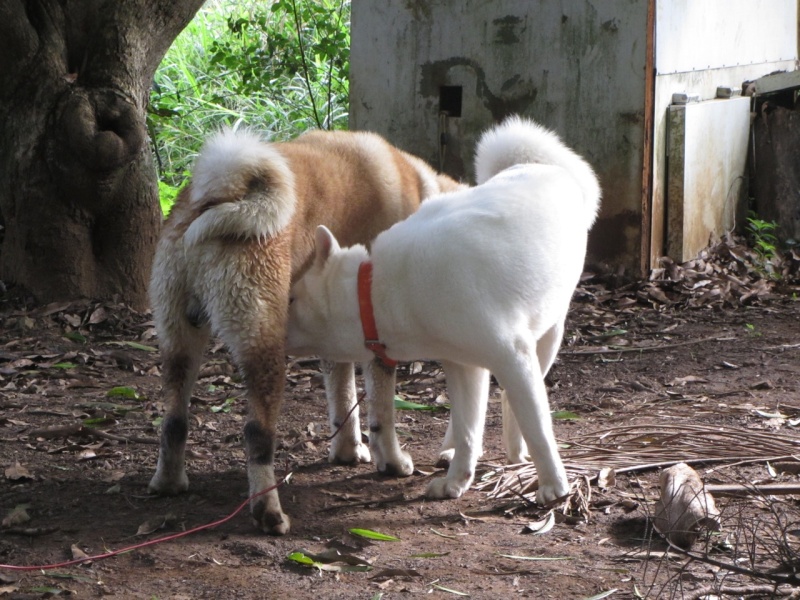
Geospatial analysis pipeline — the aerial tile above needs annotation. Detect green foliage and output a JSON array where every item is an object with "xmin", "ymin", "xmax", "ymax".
[
  {"xmin": 746, "ymin": 211, "xmax": 780, "ymax": 278},
  {"xmin": 210, "ymin": 397, "xmax": 237, "ymax": 413},
  {"xmin": 747, "ymin": 212, "xmax": 779, "ymax": 263},
  {"xmin": 158, "ymin": 181, "xmax": 180, "ymax": 217},
  {"xmin": 148, "ymin": 0, "xmax": 351, "ymax": 214}
]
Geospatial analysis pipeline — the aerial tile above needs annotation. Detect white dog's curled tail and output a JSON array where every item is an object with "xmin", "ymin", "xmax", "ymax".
[
  {"xmin": 183, "ymin": 128, "xmax": 297, "ymax": 247},
  {"xmin": 474, "ymin": 116, "xmax": 601, "ymax": 228}
]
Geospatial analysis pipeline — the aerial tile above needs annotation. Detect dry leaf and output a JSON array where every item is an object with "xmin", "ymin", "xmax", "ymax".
[
  {"xmin": 597, "ymin": 467, "xmax": 616, "ymax": 489},
  {"xmin": 521, "ymin": 510, "xmax": 555, "ymax": 535},
  {"xmin": 136, "ymin": 513, "xmax": 177, "ymax": 536},
  {"xmin": 88, "ymin": 307, "xmax": 108, "ymax": 324},
  {"xmin": 668, "ymin": 375, "xmax": 708, "ymax": 387},
  {"xmin": 71, "ymin": 544, "xmax": 92, "ymax": 565},
  {"xmin": 2, "ymin": 504, "xmax": 31, "ymax": 527},
  {"xmin": 5, "ymin": 461, "xmax": 33, "ymax": 481}
]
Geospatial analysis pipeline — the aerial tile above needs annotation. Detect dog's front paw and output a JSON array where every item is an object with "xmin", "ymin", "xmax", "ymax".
[
  {"xmin": 507, "ymin": 451, "xmax": 530, "ymax": 465},
  {"xmin": 148, "ymin": 469, "xmax": 189, "ymax": 496},
  {"xmin": 376, "ymin": 448, "xmax": 414, "ymax": 477},
  {"xmin": 329, "ymin": 439, "xmax": 371, "ymax": 465},
  {"xmin": 370, "ymin": 429, "xmax": 414, "ymax": 477},
  {"xmin": 426, "ymin": 475, "xmax": 470, "ymax": 499},
  {"xmin": 436, "ymin": 448, "xmax": 455, "ymax": 468},
  {"xmin": 251, "ymin": 500, "xmax": 291, "ymax": 536},
  {"xmin": 536, "ymin": 475, "xmax": 571, "ymax": 505}
]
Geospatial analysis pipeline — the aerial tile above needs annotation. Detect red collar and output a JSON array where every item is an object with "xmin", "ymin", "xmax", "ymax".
[{"xmin": 357, "ymin": 261, "xmax": 397, "ymax": 368}]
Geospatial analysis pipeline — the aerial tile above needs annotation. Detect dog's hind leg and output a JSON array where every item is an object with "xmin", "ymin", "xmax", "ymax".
[
  {"xmin": 149, "ymin": 333, "xmax": 208, "ymax": 495},
  {"xmin": 502, "ymin": 320, "xmax": 564, "ymax": 464},
  {"xmin": 238, "ymin": 344, "xmax": 291, "ymax": 535},
  {"xmin": 364, "ymin": 357, "xmax": 413, "ymax": 477},
  {"xmin": 427, "ymin": 362, "xmax": 490, "ymax": 499},
  {"xmin": 207, "ymin": 240, "xmax": 293, "ymax": 535},
  {"xmin": 436, "ymin": 418, "xmax": 456, "ymax": 468},
  {"xmin": 321, "ymin": 360, "xmax": 371, "ymax": 464},
  {"xmin": 149, "ymin": 259, "xmax": 209, "ymax": 496},
  {"xmin": 494, "ymin": 340, "xmax": 570, "ymax": 505}
]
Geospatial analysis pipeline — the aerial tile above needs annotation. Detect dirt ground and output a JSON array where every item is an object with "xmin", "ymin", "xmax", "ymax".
[{"xmin": 1, "ymin": 262, "xmax": 799, "ymax": 599}]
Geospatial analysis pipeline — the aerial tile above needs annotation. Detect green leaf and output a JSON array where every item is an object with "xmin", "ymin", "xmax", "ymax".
[
  {"xmin": 551, "ymin": 410, "xmax": 580, "ymax": 420},
  {"xmin": 394, "ymin": 396, "xmax": 448, "ymax": 412},
  {"xmin": 106, "ymin": 386, "xmax": 141, "ymax": 400},
  {"xmin": 210, "ymin": 398, "xmax": 236, "ymax": 413},
  {"xmin": 159, "ymin": 181, "xmax": 181, "ymax": 216},
  {"xmin": 430, "ymin": 583, "xmax": 469, "ymax": 596},
  {"xmin": 82, "ymin": 417, "xmax": 116, "ymax": 428},
  {"xmin": 287, "ymin": 551, "xmax": 315, "ymax": 566},
  {"xmin": 348, "ymin": 528, "xmax": 400, "ymax": 542},
  {"xmin": 286, "ymin": 550, "xmax": 372, "ymax": 572},
  {"xmin": 28, "ymin": 587, "xmax": 68, "ymax": 595},
  {"xmin": 51, "ymin": 362, "xmax": 77, "ymax": 370},
  {"xmin": 64, "ymin": 331, "xmax": 87, "ymax": 343}
]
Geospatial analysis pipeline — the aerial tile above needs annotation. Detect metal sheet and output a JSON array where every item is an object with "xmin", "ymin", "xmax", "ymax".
[{"xmin": 666, "ymin": 97, "xmax": 751, "ymax": 261}]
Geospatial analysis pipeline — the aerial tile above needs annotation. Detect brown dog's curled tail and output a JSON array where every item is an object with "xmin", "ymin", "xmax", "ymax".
[{"xmin": 183, "ymin": 128, "xmax": 297, "ymax": 247}]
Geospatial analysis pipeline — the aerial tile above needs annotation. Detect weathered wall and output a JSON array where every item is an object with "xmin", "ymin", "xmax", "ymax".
[
  {"xmin": 350, "ymin": 0, "xmax": 650, "ymax": 274},
  {"xmin": 350, "ymin": 0, "xmax": 799, "ymax": 273}
]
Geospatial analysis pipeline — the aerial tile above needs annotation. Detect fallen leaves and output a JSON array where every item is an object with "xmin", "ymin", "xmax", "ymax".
[
  {"xmin": 2, "ymin": 504, "xmax": 31, "ymax": 527},
  {"xmin": 348, "ymin": 528, "xmax": 401, "ymax": 542},
  {"xmin": 5, "ymin": 461, "xmax": 33, "ymax": 481},
  {"xmin": 136, "ymin": 513, "xmax": 178, "ymax": 536},
  {"xmin": 287, "ymin": 548, "xmax": 373, "ymax": 573}
]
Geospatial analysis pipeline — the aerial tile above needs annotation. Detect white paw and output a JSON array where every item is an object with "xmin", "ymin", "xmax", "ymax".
[
  {"xmin": 148, "ymin": 470, "xmax": 189, "ymax": 496},
  {"xmin": 536, "ymin": 475, "xmax": 570, "ymax": 505},
  {"xmin": 329, "ymin": 440, "xmax": 372, "ymax": 465},
  {"xmin": 506, "ymin": 452, "xmax": 530, "ymax": 465},
  {"xmin": 426, "ymin": 475, "xmax": 470, "ymax": 499},
  {"xmin": 373, "ymin": 445, "xmax": 414, "ymax": 477},
  {"xmin": 436, "ymin": 448, "xmax": 455, "ymax": 468}
]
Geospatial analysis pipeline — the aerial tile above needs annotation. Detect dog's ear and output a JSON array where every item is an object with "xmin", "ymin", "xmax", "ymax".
[{"xmin": 314, "ymin": 225, "xmax": 339, "ymax": 269}]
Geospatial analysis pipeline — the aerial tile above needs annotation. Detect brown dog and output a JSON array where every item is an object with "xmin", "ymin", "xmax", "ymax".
[{"xmin": 147, "ymin": 128, "xmax": 462, "ymax": 534}]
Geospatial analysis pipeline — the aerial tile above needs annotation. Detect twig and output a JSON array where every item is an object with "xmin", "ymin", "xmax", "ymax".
[
  {"xmin": 317, "ymin": 493, "xmax": 410, "ymax": 513},
  {"xmin": 1, "ymin": 526, "xmax": 59, "ymax": 536},
  {"xmin": 562, "ymin": 335, "xmax": 736, "ymax": 356},
  {"xmin": 662, "ymin": 534, "xmax": 800, "ymax": 586},
  {"xmin": 27, "ymin": 424, "xmax": 157, "ymax": 445},
  {"xmin": 706, "ymin": 483, "xmax": 800, "ymax": 496},
  {"xmin": 289, "ymin": 0, "xmax": 322, "ymax": 128},
  {"xmin": 685, "ymin": 585, "xmax": 797, "ymax": 600}
]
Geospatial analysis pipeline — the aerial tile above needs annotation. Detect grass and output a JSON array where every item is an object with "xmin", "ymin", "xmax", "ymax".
[{"xmin": 148, "ymin": 0, "xmax": 350, "ymax": 210}]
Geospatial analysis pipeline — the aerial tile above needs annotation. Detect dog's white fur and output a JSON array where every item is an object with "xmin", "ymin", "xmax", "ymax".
[{"xmin": 286, "ymin": 116, "xmax": 600, "ymax": 502}]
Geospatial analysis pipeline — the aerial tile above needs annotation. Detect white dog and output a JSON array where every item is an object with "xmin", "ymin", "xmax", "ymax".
[{"xmin": 286, "ymin": 116, "xmax": 601, "ymax": 503}]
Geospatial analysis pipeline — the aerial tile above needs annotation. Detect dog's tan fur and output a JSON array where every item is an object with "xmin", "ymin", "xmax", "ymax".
[{"xmin": 148, "ymin": 128, "xmax": 462, "ymax": 535}]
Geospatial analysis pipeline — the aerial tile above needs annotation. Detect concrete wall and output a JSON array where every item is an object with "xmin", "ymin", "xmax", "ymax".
[
  {"xmin": 351, "ymin": 0, "xmax": 651, "ymax": 273},
  {"xmin": 350, "ymin": 0, "xmax": 799, "ymax": 274}
]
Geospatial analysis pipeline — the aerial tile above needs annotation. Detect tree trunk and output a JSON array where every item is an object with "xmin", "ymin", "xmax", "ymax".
[{"xmin": 0, "ymin": 0, "xmax": 204, "ymax": 309}]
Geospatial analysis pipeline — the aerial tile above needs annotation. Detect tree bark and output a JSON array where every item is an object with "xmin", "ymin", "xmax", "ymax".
[{"xmin": 0, "ymin": 0, "xmax": 204, "ymax": 309}]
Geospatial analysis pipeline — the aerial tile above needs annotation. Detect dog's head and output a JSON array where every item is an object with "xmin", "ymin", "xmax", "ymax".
[{"xmin": 286, "ymin": 226, "xmax": 370, "ymax": 363}]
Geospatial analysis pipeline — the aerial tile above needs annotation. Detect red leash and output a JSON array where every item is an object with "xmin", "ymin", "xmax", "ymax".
[{"xmin": 0, "ymin": 475, "xmax": 291, "ymax": 572}]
